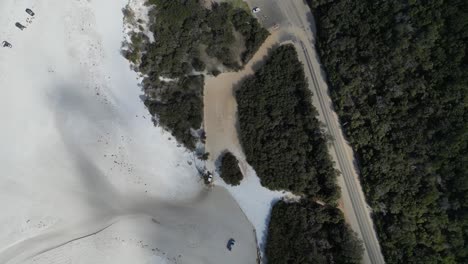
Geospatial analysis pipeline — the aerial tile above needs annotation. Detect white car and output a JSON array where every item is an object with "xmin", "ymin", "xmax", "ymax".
[
  {"xmin": 2, "ymin": 41, "xmax": 12, "ymax": 48},
  {"xmin": 252, "ymin": 7, "xmax": 261, "ymax": 14}
]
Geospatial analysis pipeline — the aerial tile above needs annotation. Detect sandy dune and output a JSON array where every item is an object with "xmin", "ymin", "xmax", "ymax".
[
  {"xmin": 0, "ymin": 0, "xmax": 257, "ymax": 263},
  {"xmin": 1, "ymin": 188, "xmax": 257, "ymax": 264}
]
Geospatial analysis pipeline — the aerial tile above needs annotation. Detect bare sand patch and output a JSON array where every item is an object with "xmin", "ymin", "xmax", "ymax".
[
  {"xmin": 203, "ymin": 32, "xmax": 299, "ymax": 257},
  {"xmin": 203, "ymin": 32, "xmax": 281, "ymax": 165}
]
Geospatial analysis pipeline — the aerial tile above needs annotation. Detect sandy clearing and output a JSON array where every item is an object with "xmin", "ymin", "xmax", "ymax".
[
  {"xmin": 204, "ymin": 32, "xmax": 281, "ymax": 162},
  {"xmin": 203, "ymin": 32, "xmax": 299, "ymax": 257}
]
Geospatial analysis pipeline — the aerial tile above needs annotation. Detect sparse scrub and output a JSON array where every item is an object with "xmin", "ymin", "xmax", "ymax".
[
  {"xmin": 122, "ymin": 5, "xmax": 135, "ymax": 24},
  {"xmin": 123, "ymin": 32, "xmax": 148, "ymax": 64}
]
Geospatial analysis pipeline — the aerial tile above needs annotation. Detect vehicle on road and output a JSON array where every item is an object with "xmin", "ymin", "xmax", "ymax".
[
  {"xmin": 2, "ymin": 41, "xmax": 12, "ymax": 48},
  {"xmin": 15, "ymin": 22, "xmax": 26, "ymax": 30},
  {"xmin": 25, "ymin": 8, "xmax": 35, "ymax": 16},
  {"xmin": 252, "ymin": 7, "xmax": 261, "ymax": 14}
]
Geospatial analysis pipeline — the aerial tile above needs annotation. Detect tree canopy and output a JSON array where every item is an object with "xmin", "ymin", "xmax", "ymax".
[
  {"xmin": 235, "ymin": 33, "xmax": 363, "ymax": 264},
  {"xmin": 219, "ymin": 152, "xmax": 243, "ymax": 186},
  {"xmin": 136, "ymin": 0, "xmax": 268, "ymax": 149},
  {"xmin": 236, "ymin": 44, "xmax": 340, "ymax": 204},
  {"xmin": 266, "ymin": 200, "xmax": 363, "ymax": 264},
  {"xmin": 310, "ymin": 0, "xmax": 468, "ymax": 262}
]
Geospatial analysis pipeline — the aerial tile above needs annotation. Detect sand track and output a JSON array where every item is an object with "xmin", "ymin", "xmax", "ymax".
[
  {"xmin": 204, "ymin": 32, "xmax": 282, "ymax": 163},
  {"xmin": 203, "ymin": 31, "xmax": 301, "ymax": 258}
]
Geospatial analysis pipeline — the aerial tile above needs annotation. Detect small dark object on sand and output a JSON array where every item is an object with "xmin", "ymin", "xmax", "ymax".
[
  {"xmin": 2, "ymin": 41, "xmax": 12, "ymax": 48},
  {"xmin": 227, "ymin": 238, "xmax": 236, "ymax": 251},
  {"xmin": 26, "ymin": 8, "xmax": 35, "ymax": 16},
  {"xmin": 15, "ymin": 22, "xmax": 26, "ymax": 30}
]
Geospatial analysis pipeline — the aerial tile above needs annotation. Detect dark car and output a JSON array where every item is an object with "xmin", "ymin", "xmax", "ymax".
[
  {"xmin": 25, "ymin": 8, "xmax": 35, "ymax": 16},
  {"xmin": 226, "ymin": 238, "xmax": 236, "ymax": 251},
  {"xmin": 2, "ymin": 41, "xmax": 12, "ymax": 48},
  {"xmin": 15, "ymin": 22, "xmax": 26, "ymax": 30}
]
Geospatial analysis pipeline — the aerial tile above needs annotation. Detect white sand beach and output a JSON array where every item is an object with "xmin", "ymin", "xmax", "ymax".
[{"xmin": 0, "ymin": 0, "xmax": 257, "ymax": 263}]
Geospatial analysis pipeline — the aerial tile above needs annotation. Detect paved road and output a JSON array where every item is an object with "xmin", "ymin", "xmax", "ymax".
[{"xmin": 245, "ymin": 0, "xmax": 386, "ymax": 263}]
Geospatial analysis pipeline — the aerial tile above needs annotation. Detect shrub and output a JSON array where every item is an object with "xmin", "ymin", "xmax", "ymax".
[{"xmin": 220, "ymin": 152, "xmax": 243, "ymax": 186}]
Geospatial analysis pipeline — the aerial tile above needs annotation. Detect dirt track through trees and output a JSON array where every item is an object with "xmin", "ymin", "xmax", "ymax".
[{"xmin": 203, "ymin": 32, "xmax": 280, "ymax": 168}]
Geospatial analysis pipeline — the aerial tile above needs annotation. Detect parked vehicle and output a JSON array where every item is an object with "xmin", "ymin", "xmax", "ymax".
[
  {"xmin": 252, "ymin": 7, "xmax": 261, "ymax": 14},
  {"xmin": 226, "ymin": 238, "xmax": 236, "ymax": 251},
  {"xmin": 25, "ymin": 8, "xmax": 35, "ymax": 16},
  {"xmin": 15, "ymin": 22, "xmax": 26, "ymax": 30},
  {"xmin": 2, "ymin": 41, "xmax": 12, "ymax": 48}
]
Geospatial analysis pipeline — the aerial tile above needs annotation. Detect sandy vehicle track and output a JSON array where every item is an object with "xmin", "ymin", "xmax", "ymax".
[
  {"xmin": 203, "ymin": 0, "xmax": 386, "ymax": 263},
  {"xmin": 204, "ymin": 32, "xmax": 281, "ymax": 163},
  {"xmin": 203, "ymin": 31, "xmax": 301, "ymax": 257}
]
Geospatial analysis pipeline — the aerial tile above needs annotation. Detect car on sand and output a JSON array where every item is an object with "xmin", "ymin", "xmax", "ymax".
[
  {"xmin": 15, "ymin": 22, "xmax": 26, "ymax": 30},
  {"xmin": 226, "ymin": 238, "xmax": 235, "ymax": 251},
  {"xmin": 25, "ymin": 8, "xmax": 35, "ymax": 16},
  {"xmin": 252, "ymin": 7, "xmax": 261, "ymax": 14},
  {"xmin": 2, "ymin": 41, "xmax": 12, "ymax": 48}
]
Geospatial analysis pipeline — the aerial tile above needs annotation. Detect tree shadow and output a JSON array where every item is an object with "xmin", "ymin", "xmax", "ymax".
[{"xmin": 46, "ymin": 82, "xmax": 122, "ymax": 212}]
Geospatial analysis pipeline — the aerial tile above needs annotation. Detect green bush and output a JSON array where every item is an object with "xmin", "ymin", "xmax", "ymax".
[
  {"xmin": 220, "ymin": 152, "xmax": 243, "ymax": 186},
  {"xmin": 191, "ymin": 57, "xmax": 206, "ymax": 72}
]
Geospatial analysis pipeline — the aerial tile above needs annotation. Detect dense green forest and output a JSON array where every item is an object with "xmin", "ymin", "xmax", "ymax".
[
  {"xmin": 135, "ymin": 0, "xmax": 268, "ymax": 149},
  {"xmin": 310, "ymin": 0, "xmax": 468, "ymax": 262},
  {"xmin": 238, "ymin": 44, "xmax": 362, "ymax": 262},
  {"xmin": 236, "ymin": 45, "xmax": 339, "ymax": 204},
  {"xmin": 266, "ymin": 200, "xmax": 363, "ymax": 264},
  {"xmin": 236, "ymin": 44, "xmax": 363, "ymax": 264},
  {"xmin": 219, "ymin": 152, "xmax": 243, "ymax": 186}
]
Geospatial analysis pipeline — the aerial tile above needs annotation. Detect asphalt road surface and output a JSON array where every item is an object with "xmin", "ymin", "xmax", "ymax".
[{"xmin": 245, "ymin": 0, "xmax": 386, "ymax": 263}]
